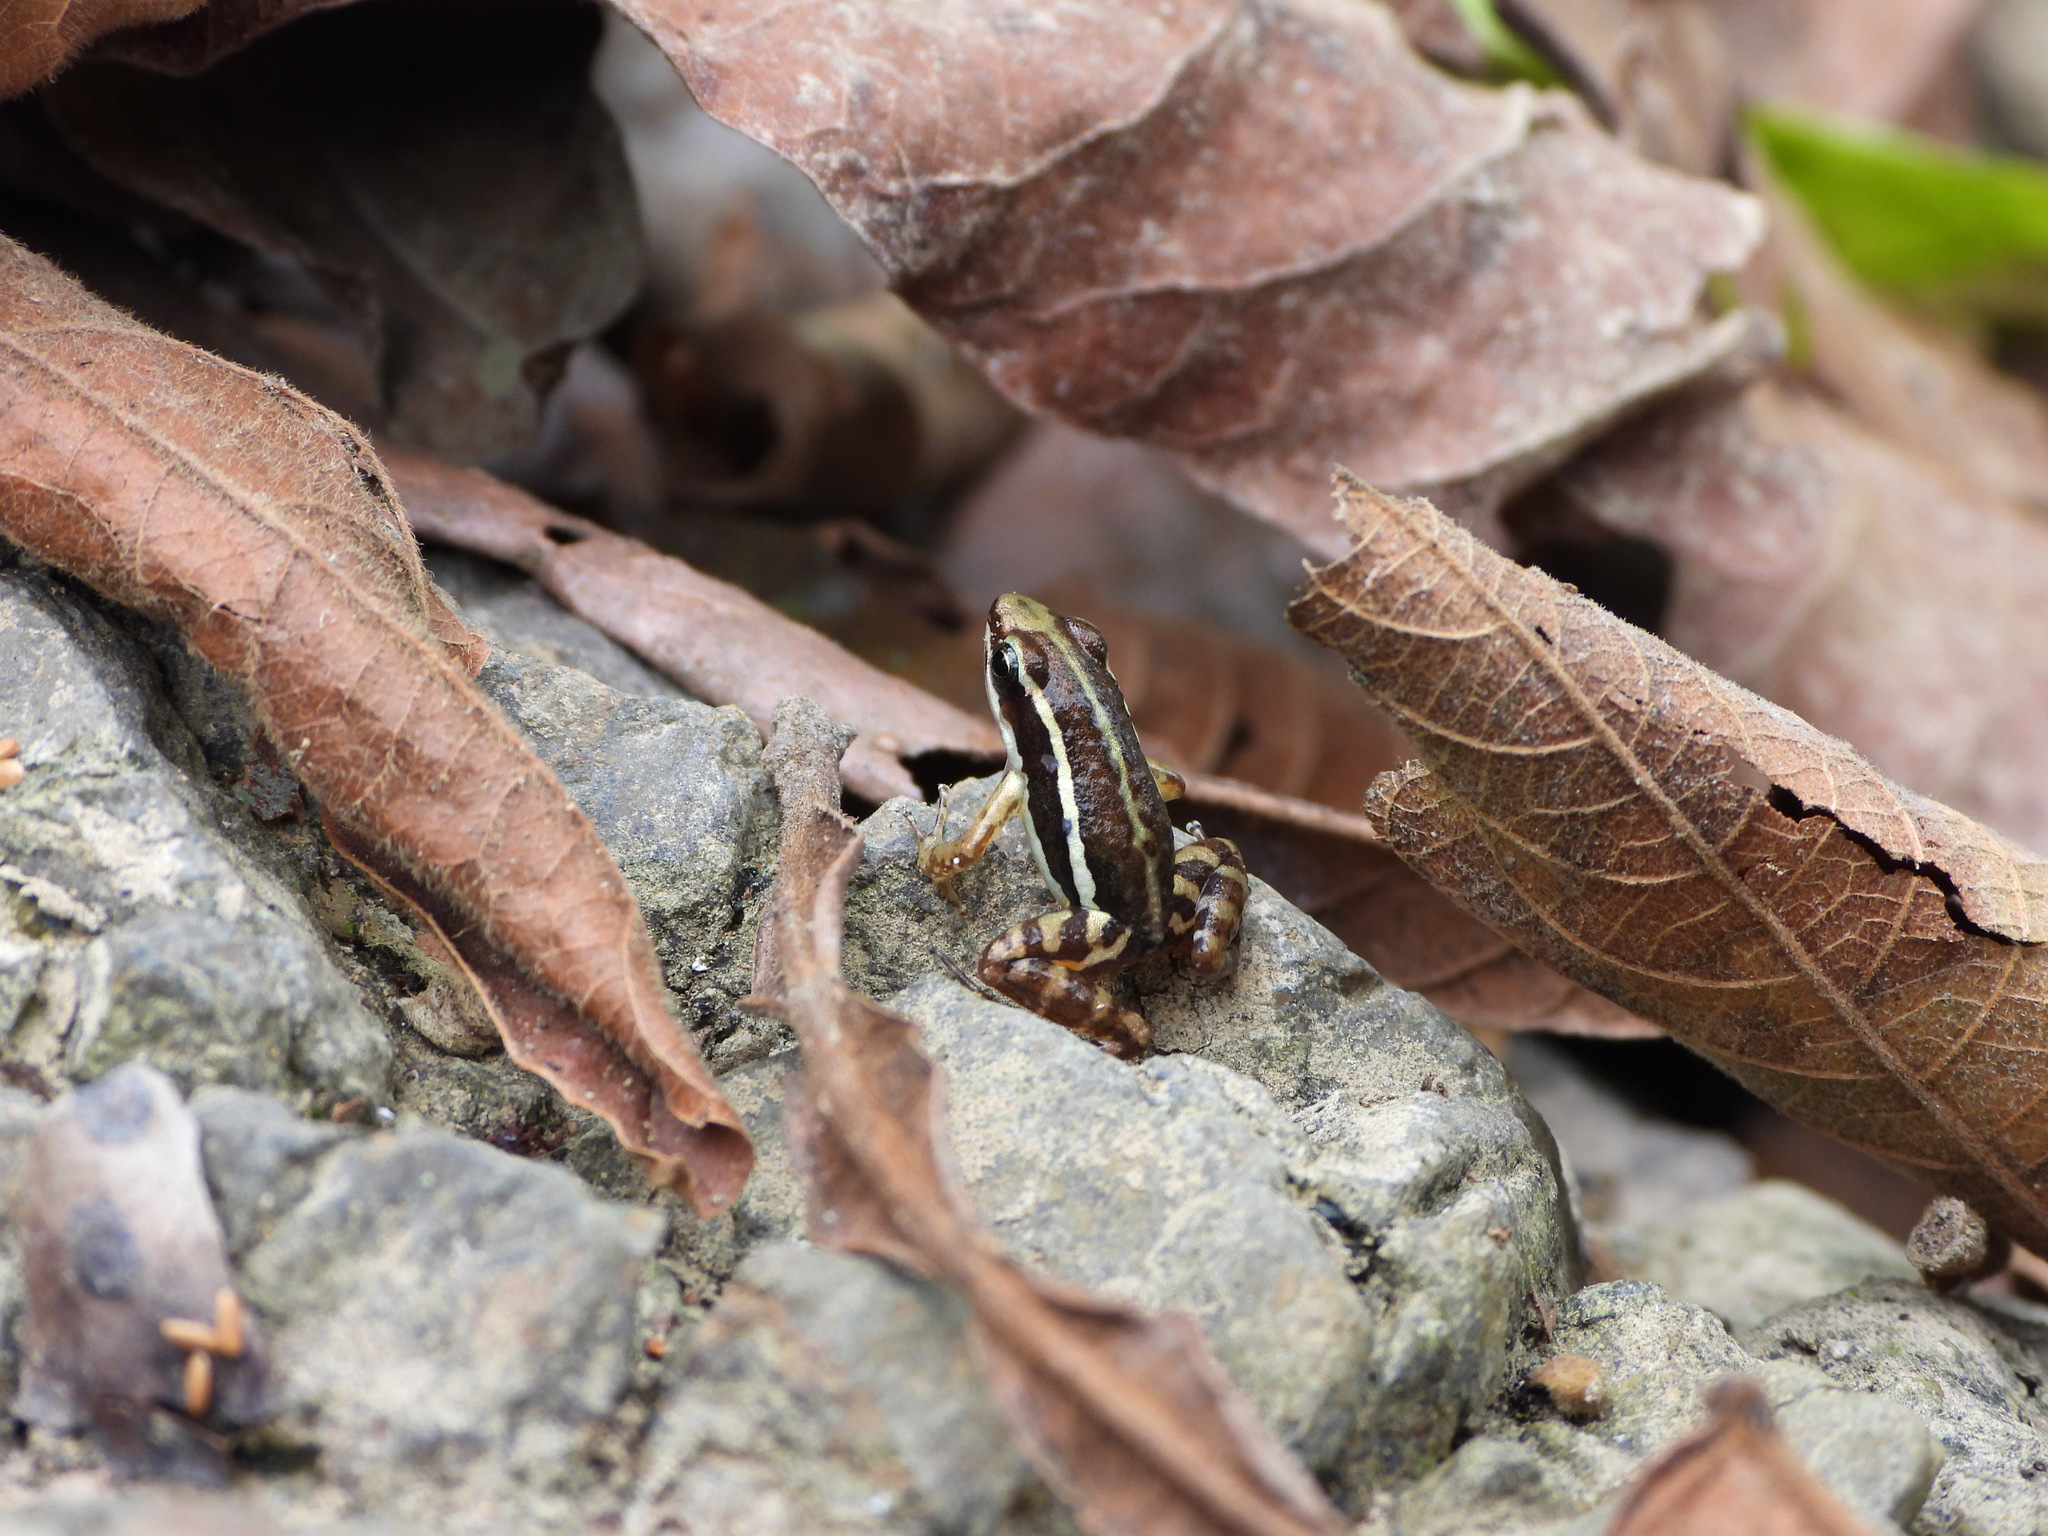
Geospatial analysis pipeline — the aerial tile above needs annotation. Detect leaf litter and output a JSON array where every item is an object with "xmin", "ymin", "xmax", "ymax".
[
  {"xmin": 755, "ymin": 693, "xmax": 1347, "ymax": 1536},
  {"xmin": 620, "ymin": 0, "xmax": 1764, "ymax": 545},
  {"xmin": 1531, "ymin": 168, "xmax": 2048, "ymax": 859},
  {"xmin": 384, "ymin": 446, "xmax": 1001, "ymax": 803},
  {"xmin": 40, "ymin": 0, "xmax": 642, "ymax": 461},
  {"xmin": 1293, "ymin": 472, "xmax": 2048, "ymax": 1252},
  {"xmin": 0, "ymin": 236, "xmax": 750, "ymax": 1215}
]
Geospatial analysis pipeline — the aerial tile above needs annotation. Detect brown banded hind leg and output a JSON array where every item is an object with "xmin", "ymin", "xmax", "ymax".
[
  {"xmin": 1168, "ymin": 836, "xmax": 1249, "ymax": 978},
  {"xmin": 977, "ymin": 907, "xmax": 1150, "ymax": 1059}
]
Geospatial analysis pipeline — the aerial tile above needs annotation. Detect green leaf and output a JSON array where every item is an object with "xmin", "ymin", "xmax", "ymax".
[
  {"xmin": 1752, "ymin": 106, "xmax": 2048, "ymax": 323},
  {"xmin": 1450, "ymin": 0, "xmax": 1560, "ymax": 87}
]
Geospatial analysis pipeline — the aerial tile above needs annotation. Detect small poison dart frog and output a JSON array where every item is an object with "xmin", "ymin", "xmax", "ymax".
[{"xmin": 919, "ymin": 593, "xmax": 1249, "ymax": 1058}]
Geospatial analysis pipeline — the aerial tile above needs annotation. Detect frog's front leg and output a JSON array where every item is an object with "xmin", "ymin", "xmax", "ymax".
[
  {"xmin": 1169, "ymin": 835, "xmax": 1250, "ymax": 977},
  {"xmin": 919, "ymin": 770, "xmax": 1025, "ymax": 907},
  {"xmin": 978, "ymin": 908, "xmax": 1151, "ymax": 1060}
]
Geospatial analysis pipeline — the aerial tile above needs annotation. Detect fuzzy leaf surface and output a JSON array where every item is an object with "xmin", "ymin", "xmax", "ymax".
[
  {"xmin": 0, "ymin": 0, "xmax": 198, "ymax": 97},
  {"xmin": 1291, "ymin": 473, "xmax": 2048, "ymax": 1250}
]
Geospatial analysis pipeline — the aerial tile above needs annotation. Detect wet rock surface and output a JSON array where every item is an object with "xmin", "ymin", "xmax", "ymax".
[{"xmin": 3, "ymin": 559, "xmax": 2047, "ymax": 1534}]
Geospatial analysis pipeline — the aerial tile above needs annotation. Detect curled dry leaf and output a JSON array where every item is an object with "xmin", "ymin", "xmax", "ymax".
[
  {"xmin": 42, "ymin": 0, "xmax": 642, "ymax": 461},
  {"xmin": 1528, "ymin": 164, "xmax": 2048, "ymax": 857},
  {"xmin": 1602, "ymin": 1378, "xmax": 1882, "ymax": 1536},
  {"xmin": 14, "ymin": 1063, "xmax": 267, "ymax": 1479},
  {"xmin": 0, "ymin": 237, "xmax": 750, "ymax": 1215},
  {"xmin": 618, "ymin": 0, "xmax": 1763, "ymax": 546},
  {"xmin": 382, "ymin": 447, "xmax": 1001, "ymax": 803},
  {"xmin": 0, "ymin": 0, "xmax": 199, "ymax": 98},
  {"xmin": 635, "ymin": 289, "xmax": 1021, "ymax": 517},
  {"xmin": 757, "ymin": 695, "xmax": 1345, "ymax": 1536},
  {"xmin": 1291, "ymin": 474, "xmax": 2048, "ymax": 1253}
]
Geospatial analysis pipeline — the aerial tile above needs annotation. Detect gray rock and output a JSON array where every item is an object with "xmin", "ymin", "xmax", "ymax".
[
  {"xmin": 1505, "ymin": 1038, "xmax": 1752, "ymax": 1234},
  {"xmin": 0, "ymin": 566, "xmax": 388, "ymax": 1107},
  {"xmin": 1744, "ymin": 1281, "xmax": 2048, "ymax": 1536},
  {"xmin": 899, "ymin": 977, "xmax": 1379, "ymax": 1479},
  {"xmin": 238, "ymin": 1124, "xmax": 663, "ymax": 1526},
  {"xmin": 188, "ymin": 1086, "xmax": 358, "ymax": 1260},
  {"xmin": 629, "ymin": 1243, "xmax": 1038, "ymax": 1536},
  {"xmin": 0, "ymin": 1491, "xmax": 396, "ymax": 1535},
  {"xmin": 1609, "ymin": 1179, "xmax": 1919, "ymax": 1333},
  {"xmin": 0, "ymin": 1086, "xmax": 45, "ymax": 1410},
  {"xmin": 671, "ymin": 783, "xmax": 1583, "ymax": 1509},
  {"xmin": 1773, "ymin": 1375, "xmax": 1942, "ymax": 1532},
  {"xmin": 470, "ymin": 649, "xmax": 780, "ymax": 1074},
  {"xmin": 1384, "ymin": 1281, "xmax": 1941, "ymax": 1536}
]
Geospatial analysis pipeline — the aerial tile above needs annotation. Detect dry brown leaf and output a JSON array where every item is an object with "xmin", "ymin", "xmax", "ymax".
[
  {"xmin": 1602, "ymin": 1378, "xmax": 1883, "ymax": 1536},
  {"xmin": 41, "ymin": 0, "xmax": 641, "ymax": 460},
  {"xmin": 0, "ymin": 236, "xmax": 750, "ymax": 1215},
  {"xmin": 616, "ymin": 0, "xmax": 1763, "ymax": 548},
  {"xmin": 1291, "ymin": 473, "xmax": 2048, "ymax": 1252},
  {"xmin": 1495, "ymin": 0, "xmax": 1734, "ymax": 174},
  {"xmin": 635, "ymin": 290, "xmax": 1020, "ymax": 517},
  {"xmin": 1519, "ymin": 153, "xmax": 2048, "ymax": 857},
  {"xmin": 0, "ymin": 0, "xmax": 198, "ymax": 97},
  {"xmin": 15, "ymin": 1063, "xmax": 268, "ymax": 1479},
  {"xmin": 757, "ymin": 694, "xmax": 1346, "ymax": 1536},
  {"xmin": 1382, "ymin": 0, "xmax": 1492, "ymax": 76},
  {"xmin": 382, "ymin": 447, "xmax": 1001, "ymax": 804},
  {"xmin": 1713, "ymin": 0, "xmax": 1987, "ymax": 128}
]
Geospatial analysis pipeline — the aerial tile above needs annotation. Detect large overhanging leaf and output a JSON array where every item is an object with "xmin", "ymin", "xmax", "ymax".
[{"xmin": 614, "ymin": 0, "xmax": 1763, "ymax": 548}]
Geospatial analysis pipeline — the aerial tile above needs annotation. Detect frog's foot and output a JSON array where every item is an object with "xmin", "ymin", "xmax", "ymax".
[
  {"xmin": 1169, "ymin": 836, "xmax": 1250, "ymax": 979},
  {"xmin": 978, "ymin": 909, "xmax": 1150, "ymax": 1059},
  {"xmin": 918, "ymin": 772, "xmax": 1025, "ymax": 912},
  {"xmin": 917, "ymin": 784, "xmax": 973, "ymax": 910}
]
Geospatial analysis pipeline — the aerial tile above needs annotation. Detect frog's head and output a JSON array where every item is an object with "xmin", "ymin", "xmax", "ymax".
[
  {"xmin": 984, "ymin": 592, "xmax": 1114, "ymax": 749},
  {"xmin": 988, "ymin": 592, "xmax": 1109, "ymax": 675}
]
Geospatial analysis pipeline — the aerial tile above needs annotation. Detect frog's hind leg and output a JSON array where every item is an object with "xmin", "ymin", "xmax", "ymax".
[
  {"xmin": 1169, "ymin": 836, "xmax": 1249, "ymax": 978},
  {"xmin": 978, "ymin": 908, "xmax": 1150, "ymax": 1058}
]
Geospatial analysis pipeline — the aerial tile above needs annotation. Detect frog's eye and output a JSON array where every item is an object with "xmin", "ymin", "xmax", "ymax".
[{"xmin": 991, "ymin": 641, "xmax": 1024, "ymax": 688}]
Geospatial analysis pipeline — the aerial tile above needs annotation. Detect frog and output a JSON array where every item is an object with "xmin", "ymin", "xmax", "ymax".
[{"xmin": 919, "ymin": 592, "xmax": 1249, "ymax": 1059}]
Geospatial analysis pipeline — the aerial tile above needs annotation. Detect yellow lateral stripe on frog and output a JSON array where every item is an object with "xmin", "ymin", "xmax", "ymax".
[{"xmin": 1016, "ymin": 645, "xmax": 1096, "ymax": 911}]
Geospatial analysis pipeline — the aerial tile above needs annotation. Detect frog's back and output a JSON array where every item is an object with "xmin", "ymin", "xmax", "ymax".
[{"xmin": 1014, "ymin": 621, "xmax": 1174, "ymax": 943}]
